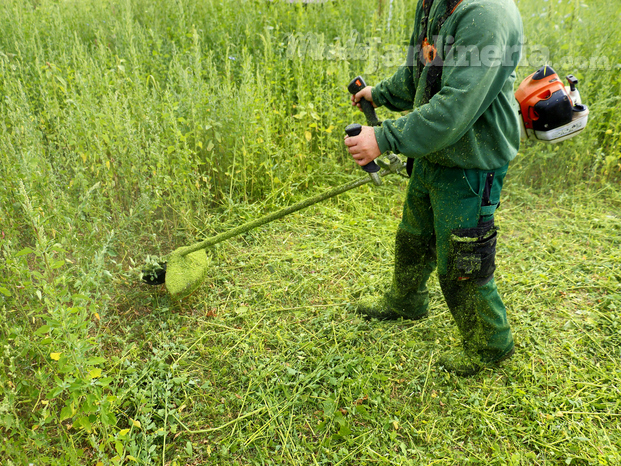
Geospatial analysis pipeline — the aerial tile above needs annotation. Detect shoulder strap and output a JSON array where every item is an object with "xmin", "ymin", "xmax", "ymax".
[
  {"xmin": 418, "ymin": 0, "xmax": 463, "ymax": 102},
  {"xmin": 421, "ymin": 0, "xmax": 464, "ymax": 102},
  {"xmin": 415, "ymin": 0, "xmax": 436, "ymax": 84},
  {"xmin": 408, "ymin": 0, "xmax": 463, "ymax": 176}
]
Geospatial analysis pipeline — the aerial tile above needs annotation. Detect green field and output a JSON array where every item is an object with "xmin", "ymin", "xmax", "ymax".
[{"xmin": 1, "ymin": 0, "xmax": 620, "ymax": 464}]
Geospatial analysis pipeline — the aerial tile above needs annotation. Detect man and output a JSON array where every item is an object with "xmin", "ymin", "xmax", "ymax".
[{"xmin": 345, "ymin": 0, "xmax": 523, "ymax": 376}]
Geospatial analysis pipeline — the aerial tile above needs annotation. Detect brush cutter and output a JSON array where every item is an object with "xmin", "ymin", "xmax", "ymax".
[{"xmin": 142, "ymin": 76, "xmax": 406, "ymax": 300}]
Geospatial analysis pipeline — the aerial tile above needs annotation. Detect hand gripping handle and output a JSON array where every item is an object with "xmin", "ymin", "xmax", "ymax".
[
  {"xmin": 345, "ymin": 123, "xmax": 382, "ymax": 186},
  {"xmin": 348, "ymin": 76, "xmax": 380, "ymax": 127}
]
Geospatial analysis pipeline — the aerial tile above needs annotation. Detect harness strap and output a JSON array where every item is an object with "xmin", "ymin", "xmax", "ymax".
[
  {"xmin": 414, "ymin": 0, "xmax": 435, "ymax": 86},
  {"xmin": 420, "ymin": 0, "xmax": 464, "ymax": 102},
  {"xmin": 407, "ymin": 0, "xmax": 464, "ymax": 176}
]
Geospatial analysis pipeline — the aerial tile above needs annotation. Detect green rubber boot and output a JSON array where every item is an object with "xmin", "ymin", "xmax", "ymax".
[
  {"xmin": 438, "ymin": 276, "xmax": 514, "ymax": 375},
  {"xmin": 438, "ymin": 346, "xmax": 515, "ymax": 377},
  {"xmin": 357, "ymin": 228, "xmax": 435, "ymax": 321}
]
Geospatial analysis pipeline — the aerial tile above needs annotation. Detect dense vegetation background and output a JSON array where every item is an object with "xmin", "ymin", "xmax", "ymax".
[{"xmin": 1, "ymin": 0, "xmax": 619, "ymax": 464}]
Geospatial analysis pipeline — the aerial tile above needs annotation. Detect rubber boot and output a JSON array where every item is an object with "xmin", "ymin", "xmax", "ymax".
[
  {"xmin": 357, "ymin": 228, "xmax": 436, "ymax": 320},
  {"xmin": 438, "ymin": 276, "xmax": 514, "ymax": 375}
]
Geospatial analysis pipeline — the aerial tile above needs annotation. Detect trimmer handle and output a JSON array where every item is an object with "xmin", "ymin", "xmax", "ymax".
[
  {"xmin": 345, "ymin": 123, "xmax": 382, "ymax": 186},
  {"xmin": 348, "ymin": 76, "xmax": 380, "ymax": 127}
]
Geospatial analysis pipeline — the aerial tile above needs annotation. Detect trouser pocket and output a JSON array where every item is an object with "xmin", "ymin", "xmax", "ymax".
[
  {"xmin": 447, "ymin": 219, "xmax": 497, "ymax": 286},
  {"xmin": 463, "ymin": 165, "xmax": 508, "ymax": 222}
]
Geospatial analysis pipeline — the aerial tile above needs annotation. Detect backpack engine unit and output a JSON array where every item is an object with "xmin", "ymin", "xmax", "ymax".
[{"xmin": 515, "ymin": 65, "xmax": 589, "ymax": 144}]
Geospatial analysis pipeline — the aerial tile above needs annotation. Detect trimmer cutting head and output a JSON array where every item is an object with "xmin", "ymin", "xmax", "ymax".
[
  {"xmin": 142, "ymin": 262, "xmax": 167, "ymax": 286},
  {"xmin": 165, "ymin": 249, "xmax": 210, "ymax": 300},
  {"xmin": 141, "ymin": 248, "xmax": 210, "ymax": 300}
]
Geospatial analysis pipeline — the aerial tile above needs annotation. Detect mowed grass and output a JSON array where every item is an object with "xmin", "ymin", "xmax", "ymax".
[{"xmin": 107, "ymin": 179, "xmax": 621, "ymax": 465}]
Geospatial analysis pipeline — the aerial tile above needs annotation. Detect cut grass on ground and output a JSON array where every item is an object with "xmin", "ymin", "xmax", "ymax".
[{"xmin": 107, "ymin": 180, "xmax": 621, "ymax": 465}]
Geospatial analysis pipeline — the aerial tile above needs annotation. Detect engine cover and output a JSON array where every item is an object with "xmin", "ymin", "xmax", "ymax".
[{"xmin": 515, "ymin": 66, "xmax": 589, "ymax": 143}]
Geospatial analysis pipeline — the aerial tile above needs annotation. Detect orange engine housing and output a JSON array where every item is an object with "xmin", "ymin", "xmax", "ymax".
[
  {"xmin": 515, "ymin": 66, "xmax": 572, "ymax": 131},
  {"xmin": 515, "ymin": 65, "xmax": 589, "ymax": 143}
]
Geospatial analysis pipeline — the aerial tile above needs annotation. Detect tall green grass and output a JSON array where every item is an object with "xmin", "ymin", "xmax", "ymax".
[{"xmin": 1, "ymin": 0, "xmax": 618, "ymax": 223}]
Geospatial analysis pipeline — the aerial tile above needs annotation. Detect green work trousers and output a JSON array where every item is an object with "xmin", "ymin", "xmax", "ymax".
[{"xmin": 389, "ymin": 157, "xmax": 514, "ymax": 363}]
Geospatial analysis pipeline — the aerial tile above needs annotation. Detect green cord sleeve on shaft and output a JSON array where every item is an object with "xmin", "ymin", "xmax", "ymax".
[{"xmin": 174, "ymin": 174, "xmax": 374, "ymax": 258}]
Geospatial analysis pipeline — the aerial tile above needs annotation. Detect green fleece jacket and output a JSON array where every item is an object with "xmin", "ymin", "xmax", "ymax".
[{"xmin": 371, "ymin": 0, "xmax": 523, "ymax": 170}]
